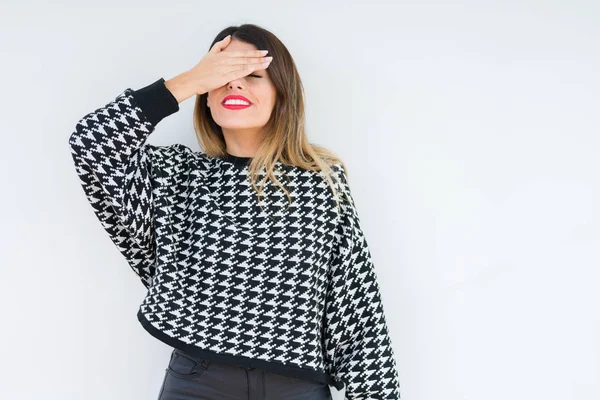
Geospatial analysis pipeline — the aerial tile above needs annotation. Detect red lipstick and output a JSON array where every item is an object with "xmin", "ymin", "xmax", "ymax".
[{"xmin": 221, "ymin": 94, "xmax": 253, "ymax": 110}]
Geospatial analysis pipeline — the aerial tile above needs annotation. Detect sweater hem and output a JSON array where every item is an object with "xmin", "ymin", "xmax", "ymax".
[{"xmin": 136, "ymin": 309, "xmax": 340, "ymax": 389}]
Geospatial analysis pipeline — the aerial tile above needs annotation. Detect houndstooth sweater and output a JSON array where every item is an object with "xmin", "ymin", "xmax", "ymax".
[{"xmin": 68, "ymin": 77, "xmax": 401, "ymax": 399}]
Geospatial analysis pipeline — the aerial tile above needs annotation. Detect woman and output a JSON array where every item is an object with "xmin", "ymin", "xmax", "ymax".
[{"xmin": 68, "ymin": 24, "xmax": 401, "ymax": 399}]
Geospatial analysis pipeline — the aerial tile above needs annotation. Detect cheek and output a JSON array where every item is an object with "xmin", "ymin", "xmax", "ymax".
[
  {"xmin": 256, "ymin": 88, "xmax": 277, "ymax": 107},
  {"xmin": 208, "ymin": 89, "xmax": 224, "ymax": 104}
]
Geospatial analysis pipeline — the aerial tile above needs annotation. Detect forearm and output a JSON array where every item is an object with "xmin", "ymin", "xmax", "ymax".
[{"xmin": 164, "ymin": 70, "xmax": 202, "ymax": 103}]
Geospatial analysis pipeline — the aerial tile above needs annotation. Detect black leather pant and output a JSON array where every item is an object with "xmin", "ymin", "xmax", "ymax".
[{"xmin": 157, "ymin": 348, "xmax": 333, "ymax": 400}]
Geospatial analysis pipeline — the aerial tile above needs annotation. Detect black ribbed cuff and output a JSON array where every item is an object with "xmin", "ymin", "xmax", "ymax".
[{"xmin": 131, "ymin": 77, "xmax": 180, "ymax": 126}]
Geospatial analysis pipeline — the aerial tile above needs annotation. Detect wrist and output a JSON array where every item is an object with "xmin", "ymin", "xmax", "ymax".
[
  {"xmin": 165, "ymin": 71, "xmax": 200, "ymax": 103},
  {"xmin": 131, "ymin": 77, "xmax": 180, "ymax": 126}
]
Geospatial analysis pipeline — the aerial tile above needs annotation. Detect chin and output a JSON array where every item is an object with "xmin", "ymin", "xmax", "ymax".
[
  {"xmin": 214, "ymin": 118, "xmax": 268, "ymax": 130},
  {"xmin": 217, "ymin": 122, "xmax": 259, "ymax": 130}
]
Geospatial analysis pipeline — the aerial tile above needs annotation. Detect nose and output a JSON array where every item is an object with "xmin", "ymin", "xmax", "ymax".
[{"xmin": 227, "ymin": 78, "xmax": 245, "ymax": 89}]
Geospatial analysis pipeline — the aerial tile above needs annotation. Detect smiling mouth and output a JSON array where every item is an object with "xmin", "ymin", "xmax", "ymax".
[{"xmin": 221, "ymin": 101, "xmax": 252, "ymax": 110}]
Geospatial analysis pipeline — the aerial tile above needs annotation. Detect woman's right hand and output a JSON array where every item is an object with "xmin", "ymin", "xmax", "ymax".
[{"xmin": 191, "ymin": 35, "xmax": 273, "ymax": 95}]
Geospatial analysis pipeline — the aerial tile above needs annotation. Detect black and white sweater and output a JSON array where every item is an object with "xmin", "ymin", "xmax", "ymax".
[{"xmin": 68, "ymin": 77, "xmax": 401, "ymax": 399}]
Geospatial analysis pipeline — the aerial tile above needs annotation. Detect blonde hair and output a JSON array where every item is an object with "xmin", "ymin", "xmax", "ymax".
[{"xmin": 193, "ymin": 24, "xmax": 351, "ymax": 215}]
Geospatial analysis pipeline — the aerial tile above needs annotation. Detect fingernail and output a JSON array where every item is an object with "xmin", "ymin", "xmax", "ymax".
[{"xmin": 261, "ymin": 50, "xmax": 269, "ymax": 55}]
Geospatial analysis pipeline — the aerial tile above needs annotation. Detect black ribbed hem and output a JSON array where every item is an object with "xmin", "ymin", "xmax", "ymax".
[
  {"xmin": 137, "ymin": 309, "xmax": 343, "ymax": 390},
  {"xmin": 131, "ymin": 77, "xmax": 180, "ymax": 126}
]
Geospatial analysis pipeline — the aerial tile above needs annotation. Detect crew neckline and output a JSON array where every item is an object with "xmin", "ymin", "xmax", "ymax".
[{"xmin": 222, "ymin": 152, "xmax": 253, "ymax": 168}]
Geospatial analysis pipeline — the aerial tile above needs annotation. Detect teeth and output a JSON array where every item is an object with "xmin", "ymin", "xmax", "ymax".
[{"xmin": 223, "ymin": 99, "xmax": 250, "ymax": 105}]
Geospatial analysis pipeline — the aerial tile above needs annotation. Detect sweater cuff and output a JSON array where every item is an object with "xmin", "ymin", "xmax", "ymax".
[{"xmin": 131, "ymin": 77, "xmax": 180, "ymax": 126}]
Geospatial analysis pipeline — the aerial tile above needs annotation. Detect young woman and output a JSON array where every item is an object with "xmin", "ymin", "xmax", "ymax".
[{"xmin": 68, "ymin": 23, "xmax": 401, "ymax": 400}]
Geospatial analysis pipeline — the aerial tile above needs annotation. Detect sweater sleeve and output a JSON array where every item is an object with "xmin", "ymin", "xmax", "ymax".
[
  {"xmin": 323, "ymin": 163, "xmax": 401, "ymax": 399},
  {"xmin": 67, "ymin": 78, "xmax": 179, "ymax": 289}
]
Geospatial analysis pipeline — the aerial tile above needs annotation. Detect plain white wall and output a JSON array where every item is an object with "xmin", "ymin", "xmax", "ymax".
[{"xmin": 1, "ymin": 0, "xmax": 599, "ymax": 399}]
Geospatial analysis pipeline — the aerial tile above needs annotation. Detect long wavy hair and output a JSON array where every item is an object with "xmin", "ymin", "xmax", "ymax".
[{"xmin": 193, "ymin": 24, "xmax": 350, "ymax": 214}]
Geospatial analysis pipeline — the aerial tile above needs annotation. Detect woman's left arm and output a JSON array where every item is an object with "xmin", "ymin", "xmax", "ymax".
[{"xmin": 322, "ymin": 164, "xmax": 401, "ymax": 399}]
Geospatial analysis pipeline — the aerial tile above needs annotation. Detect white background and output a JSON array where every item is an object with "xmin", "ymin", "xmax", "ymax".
[{"xmin": 1, "ymin": 0, "xmax": 599, "ymax": 399}]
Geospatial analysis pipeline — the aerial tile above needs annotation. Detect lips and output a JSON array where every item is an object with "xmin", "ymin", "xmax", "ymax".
[{"xmin": 221, "ymin": 94, "xmax": 253, "ymax": 110}]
